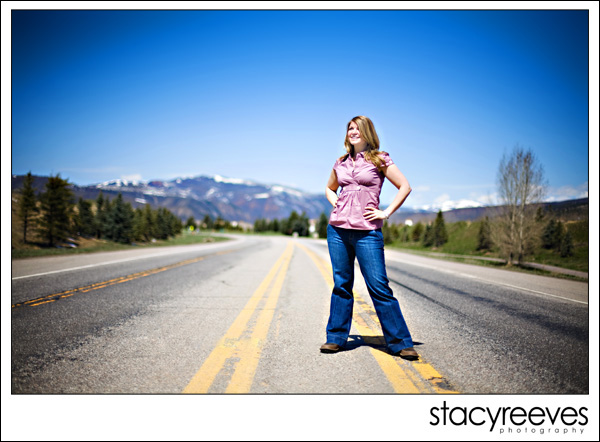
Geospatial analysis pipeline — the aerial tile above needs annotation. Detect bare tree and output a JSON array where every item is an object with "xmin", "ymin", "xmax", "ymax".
[{"xmin": 494, "ymin": 145, "xmax": 546, "ymax": 265}]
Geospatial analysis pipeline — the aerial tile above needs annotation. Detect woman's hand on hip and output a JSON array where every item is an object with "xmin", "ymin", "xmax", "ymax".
[{"xmin": 363, "ymin": 207, "xmax": 388, "ymax": 221}]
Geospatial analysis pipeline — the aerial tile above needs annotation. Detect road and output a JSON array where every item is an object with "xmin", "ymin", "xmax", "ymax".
[{"xmin": 11, "ymin": 234, "xmax": 589, "ymax": 394}]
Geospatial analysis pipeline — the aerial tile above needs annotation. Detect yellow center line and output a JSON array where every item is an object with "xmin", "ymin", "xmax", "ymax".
[
  {"xmin": 295, "ymin": 241, "xmax": 458, "ymax": 394},
  {"xmin": 182, "ymin": 241, "xmax": 294, "ymax": 394},
  {"xmin": 225, "ymin": 243, "xmax": 293, "ymax": 393},
  {"xmin": 12, "ymin": 251, "xmax": 232, "ymax": 309}
]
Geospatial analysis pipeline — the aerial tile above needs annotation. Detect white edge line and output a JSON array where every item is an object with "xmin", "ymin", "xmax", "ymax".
[
  {"xmin": 12, "ymin": 237, "xmax": 244, "ymax": 281},
  {"xmin": 12, "ymin": 254, "xmax": 167, "ymax": 280},
  {"xmin": 386, "ymin": 257, "xmax": 588, "ymax": 306}
]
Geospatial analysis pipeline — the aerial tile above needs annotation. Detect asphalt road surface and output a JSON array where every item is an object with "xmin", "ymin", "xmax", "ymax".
[{"xmin": 11, "ymin": 234, "xmax": 589, "ymax": 394}]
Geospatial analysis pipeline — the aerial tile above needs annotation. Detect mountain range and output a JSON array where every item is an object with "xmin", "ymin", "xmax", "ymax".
[
  {"xmin": 11, "ymin": 174, "xmax": 589, "ymax": 225},
  {"xmin": 12, "ymin": 174, "xmax": 332, "ymax": 225}
]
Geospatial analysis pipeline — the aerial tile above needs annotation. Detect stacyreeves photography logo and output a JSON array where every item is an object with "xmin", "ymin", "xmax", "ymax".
[{"xmin": 429, "ymin": 401, "xmax": 588, "ymax": 435}]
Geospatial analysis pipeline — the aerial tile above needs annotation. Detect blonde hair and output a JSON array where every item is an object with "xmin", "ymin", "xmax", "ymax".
[{"xmin": 341, "ymin": 115, "xmax": 387, "ymax": 169}]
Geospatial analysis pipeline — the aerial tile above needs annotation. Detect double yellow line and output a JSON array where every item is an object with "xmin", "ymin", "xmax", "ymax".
[
  {"xmin": 183, "ymin": 241, "xmax": 294, "ymax": 394},
  {"xmin": 295, "ymin": 242, "xmax": 458, "ymax": 394},
  {"xmin": 183, "ymin": 239, "xmax": 456, "ymax": 394}
]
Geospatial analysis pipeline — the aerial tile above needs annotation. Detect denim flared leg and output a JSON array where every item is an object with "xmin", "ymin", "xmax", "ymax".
[
  {"xmin": 325, "ymin": 225, "xmax": 356, "ymax": 346},
  {"xmin": 354, "ymin": 229, "xmax": 414, "ymax": 353}
]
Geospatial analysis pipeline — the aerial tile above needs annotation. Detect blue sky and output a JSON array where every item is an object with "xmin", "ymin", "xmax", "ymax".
[{"xmin": 7, "ymin": 7, "xmax": 594, "ymax": 210}]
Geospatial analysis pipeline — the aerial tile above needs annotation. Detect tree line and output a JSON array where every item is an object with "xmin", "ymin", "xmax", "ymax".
[
  {"xmin": 17, "ymin": 173, "xmax": 182, "ymax": 247},
  {"xmin": 253, "ymin": 210, "xmax": 314, "ymax": 237},
  {"xmin": 381, "ymin": 209, "xmax": 574, "ymax": 259},
  {"xmin": 386, "ymin": 145, "xmax": 575, "ymax": 264},
  {"xmin": 183, "ymin": 214, "xmax": 244, "ymax": 232},
  {"xmin": 381, "ymin": 210, "xmax": 449, "ymax": 248}
]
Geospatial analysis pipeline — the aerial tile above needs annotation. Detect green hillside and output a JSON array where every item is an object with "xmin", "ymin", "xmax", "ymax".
[{"xmin": 385, "ymin": 217, "xmax": 588, "ymax": 275}]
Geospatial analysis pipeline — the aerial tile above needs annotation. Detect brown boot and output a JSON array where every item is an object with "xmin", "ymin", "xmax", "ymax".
[
  {"xmin": 320, "ymin": 343, "xmax": 341, "ymax": 353},
  {"xmin": 396, "ymin": 347, "xmax": 419, "ymax": 360}
]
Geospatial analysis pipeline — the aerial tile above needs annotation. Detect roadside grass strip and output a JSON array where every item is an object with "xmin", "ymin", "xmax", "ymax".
[
  {"xmin": 183, "ymin": 241, "xmax": 294, "ymax": 394},
  {"xmin": 295, "ymin": 242, "xmax": 459, "ymax": 394}
]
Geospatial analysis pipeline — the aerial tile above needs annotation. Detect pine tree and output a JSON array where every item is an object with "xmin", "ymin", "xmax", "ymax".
[
  {"xmin": 74, "ymin": 197, "xmax": 95, "ymax": 237},
  {"xmin": 38, "ymin": 175, "xmax": 74, "ymax": 247},
  {"xmin": 143, "ymin": 204, "xmax": 155, "ymax": 240},
  {"xmin": 542, "ymin": 219, "xmax": 565, "ymax": 251},
  {"xmin": 279, "ymin": 216, "xmax": 290, "ymax": 235},
  {"xmin": 106, "ymin": 193, "xmax": 134, "ymax": 243},
  {"xmin": 555, "ymin": 221, "xmax": 565, "ymax": 249},
  {"xmin": 411, "ymin": 222, "xmax": 424, "ymax": 242},
  {"xmin": 382, "ymin": 221, "xmax": 392, "ymax": 244},
  {"xmin": 132, "ymin": 207, "xmax": 146, "ymax": 241},
  {"xmin": 18, "ymin": 172, "xmax": 38, "ymax": 243},
  {"xmin": 422, "ymin": 224, "xmax": 434, "ymax": 247},
  {"xmin": 155, "ymin": 208, "xmax": 173, "ymax": 239},
  {"xmin": 270, "ymin": 218, "xmax": 280, "ymax": 233},
  {"xmin": 542, "ymin": 219, "xmax": 555, "ymax": 249},
  {"xmin": 390, "ymin": 223, "xmax": 399, "ymax": 243},
  {"xmin": 293, "ymin": 211, "xmax": 310, "ymax": 237},
  {"xmin": 399, "ymin": 225, "xmax": 410, "ymax": 242},
  {"xmin": 169, "ymin": 211, "xmax": 183, "ymax": 236},
  {"xmin": 560, "ymin": 230, "xmax": 574, "ymax": 257},
  {"xmin": 285, "ymin": 211, "xmax": 300, "ymax": 235},
  {"xmin": 382, "ymin": 221, "xmax": 399, "ymax": 245},
  {"xmin": 316, "ymin": 212, "xmax": 328, "ymax": 238},
  {"xmin": 202, "ymin": 214, "xmax": 214, "ymax": 230},
  {"xmin": 477, "ymin": 216, "xmax": 493, "ymax": 251},
  {"xmin": 432, "ymin": 210, "xmax": 448, "ymax": 247},
  {"xmin": 254, "ymin": 218, "xmax": 267, "ymax": 233},
  {"xmin": 214, "ymin": 216, "xmax": 229, "ymax": 231},
  {"xmin": 94, "ymin": 192, "xmax": 108, "ymax": 239}
]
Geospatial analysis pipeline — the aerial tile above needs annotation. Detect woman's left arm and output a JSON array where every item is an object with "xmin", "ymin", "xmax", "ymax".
[{"xmin": 363, "ymin": 164, "xmax": 412, "ymax": 222}]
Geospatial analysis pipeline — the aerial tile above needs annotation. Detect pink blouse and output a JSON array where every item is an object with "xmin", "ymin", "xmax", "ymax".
[{"xmin": 329, "ymin": 151, "xmax": 394, "ymax": 230}]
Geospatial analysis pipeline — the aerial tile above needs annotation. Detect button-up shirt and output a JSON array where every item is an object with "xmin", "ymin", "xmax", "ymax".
[{"xmin": 329, "ymin": 151, "xmax": 394, "ymax": 230}]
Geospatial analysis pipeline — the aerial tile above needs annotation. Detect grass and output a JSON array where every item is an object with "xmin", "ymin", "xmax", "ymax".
[
  {"xmin": 390, "ymin": 221, "xmax": 496, "ymax": 257},
  {"xmin": 11, "ymin": 230, "xmax": 230, "ymax": 260},
  {"xmin": 387, "ymin": 219, "xmax": 589, "ymax": 278},
  {"xmin": 391, "ymin": 248, "xmax": 587, "ymax": 282}
]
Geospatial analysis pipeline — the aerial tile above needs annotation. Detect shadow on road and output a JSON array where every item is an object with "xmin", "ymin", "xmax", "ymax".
[{"xmin": 343, "ymin": 334, "xmax": 423, "ymax": 354}]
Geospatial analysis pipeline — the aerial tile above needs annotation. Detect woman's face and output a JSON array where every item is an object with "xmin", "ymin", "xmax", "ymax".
[{"xmin": 347, "ymin": 121, "xmax": 366, "ymax": 148}]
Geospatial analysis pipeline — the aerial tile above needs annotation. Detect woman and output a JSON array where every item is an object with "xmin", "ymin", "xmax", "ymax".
[{"xmin": 320, "ymin": 116, "xmax": 418, "ymax": 360}]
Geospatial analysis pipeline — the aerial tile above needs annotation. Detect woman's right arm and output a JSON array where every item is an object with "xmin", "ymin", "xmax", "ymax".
[{"xmin": 326, "ymin": 169, "xmax": 339, "ymax": 208}]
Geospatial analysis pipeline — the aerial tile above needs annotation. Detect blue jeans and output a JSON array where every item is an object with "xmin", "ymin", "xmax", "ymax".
[{"xmin": 326, "ymin": 224, "xmax": 414, "ymax": 353}]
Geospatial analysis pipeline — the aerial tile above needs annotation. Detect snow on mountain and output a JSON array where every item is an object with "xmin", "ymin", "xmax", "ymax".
[
  {"xmin": 418, "ymin": 199, "xmax": 485, "ymax": 212},
  {"xmin": 97, "ymin": 178, "xmax": 147, "ymax": 188},
  {"xmin": 212, "ymin": 174, "xmax": 257, "ymax": 186},
  {"xmin": 88, "ymin": 174, "xmax": 331, "ymax": 223}
]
